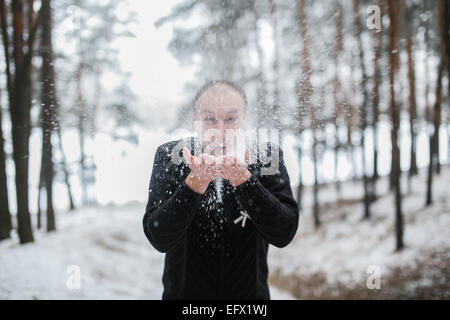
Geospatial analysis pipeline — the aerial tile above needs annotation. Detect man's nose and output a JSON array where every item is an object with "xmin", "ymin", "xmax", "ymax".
[{"xmin": 216, "ymin": 120, "xmax": 227, "ymax": 134}]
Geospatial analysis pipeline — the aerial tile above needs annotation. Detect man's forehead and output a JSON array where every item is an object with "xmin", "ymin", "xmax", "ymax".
[{"xmin": 196, "ymin": 85, "xmax": 245, "ymax": 106}]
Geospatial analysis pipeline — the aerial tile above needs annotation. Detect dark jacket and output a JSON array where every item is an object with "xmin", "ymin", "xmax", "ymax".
[{"xmin": 143, "ymin": 136, "xmax": 299, "ymax": 300}]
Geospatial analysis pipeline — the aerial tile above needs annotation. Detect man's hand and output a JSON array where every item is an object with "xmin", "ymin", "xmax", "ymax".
[
  {"xmin": 183, "ymin": 146, "xmax": 252, "ymax": 193},
  {"xmin": 183, "ymin": 147, "xmax": 220, "ymax": 194},
  {"xmin": 216, "ymin": 148, "xmax": 251, "ymax": 187}
]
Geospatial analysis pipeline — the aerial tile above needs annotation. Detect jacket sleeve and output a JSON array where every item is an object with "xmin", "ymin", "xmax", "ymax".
[
  {"xmin": 234, "ymin": 144, "xmax": 299, "ymax": 248},
  {"xmin": 143, "ymin": 144, "xmax": 203, "ymax": 253}
]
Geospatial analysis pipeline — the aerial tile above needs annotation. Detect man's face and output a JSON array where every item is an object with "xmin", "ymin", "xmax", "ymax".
[{"xmin": 193, "ymin": 84, "xmax": 246, "ymax": 156}]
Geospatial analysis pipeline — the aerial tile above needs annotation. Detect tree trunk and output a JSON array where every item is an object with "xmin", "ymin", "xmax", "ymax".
[
  {"xmin": 1, "ymin": 0, "xmax": 42, "ymax": 242},
  {"xmin": 269, "ymin": 0, "xmax": 281, "ymax": 146},
  {"xmin": 444, "ymin": 0, "xmax": 450, "ymax": 107},
  {"xmin": 10, "ymin": 0, "xmax": 34, "ymax": 244},
  {"xmin": 347, "ymin": 62, "xmax": 358, "ymax": 182},
  {"xmin": 297, "ymin": 0, "xmax": 319, "ymax": 228},
  {"xmin": 371, "ymin": 0, "xmax": 383, "ymax": 195},
  {"xmin": 388, "ymin": 1, "xmax": 405, "ymax": 191},
  {"xmin": 40, "ymin": 0, "xmax": 55, "ymax": 231},
  {"xmin": 387, "ymin": 0, "xmax": 403, "ymax": 251},
  {"xmin": 333, "ymin": 2, "xmax": 343, "ymax": 197},
  {"xmin": 353, "ymin": 0, "xmax": 371, "ymax": 220},
  {"xmin": 56, "ymin": 126, "xmax": 75, "ymax": 211},
  {"xmin": 296, "ymin": 145, "xmax": 303, "ymax": 213},
  {"xmin": 406, "ymin": 29, "xmax": 418, "ymax": 178},
  {"xmin": 426, "ymin": 0, "xmax": 446, "ymax": 205},
  {"xmin": 312, "ymin": 133, "xmax": 320, "ymax": 229},
  {"xmin": 36, "ymin": 161, "xmax": 44, "ymax": 229},
  {"xmin": 0, "ymin": 91, "xmax": 12, "ymax": 240},
  {"xmin": 0, "ymin": 0, "xmax": 14, "ymax": 241},
  {"xmin": 75, "ymin": 62, "xmax": 89, "ymax": 206}
]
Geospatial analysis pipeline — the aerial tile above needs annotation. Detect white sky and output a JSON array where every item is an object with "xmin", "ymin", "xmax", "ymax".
[
  {"xmin": 106, "ymin": 0, "xmax": 275, "ymax": 128},
  {"xmin": 111, "ymin": 0, "xmax": 197, "ymax": 114}
]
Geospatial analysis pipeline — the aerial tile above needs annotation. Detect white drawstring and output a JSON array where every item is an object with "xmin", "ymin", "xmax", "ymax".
[{"xmin": 234, "ymin": 210, "xmax": 250, "ymax": 227}]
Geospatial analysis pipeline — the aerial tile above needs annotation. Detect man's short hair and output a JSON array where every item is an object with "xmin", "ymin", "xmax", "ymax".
[{"xmin": 193, "ymin": 79, "xmax": 248, "ymax": 108}]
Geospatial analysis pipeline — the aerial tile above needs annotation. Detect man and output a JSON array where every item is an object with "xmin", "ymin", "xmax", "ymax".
[{"xmin": 143, "ymin": 80, "xmax": 299, "ymax": 299}]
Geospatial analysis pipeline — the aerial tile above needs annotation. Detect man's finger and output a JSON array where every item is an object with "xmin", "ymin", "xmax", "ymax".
[
  {"xmin": 183, "ymin": 147, "xmax": 194, "ymax": 165},
  {"xmin": 244, "ymin": 148, "xmax": 250, "ymax": 165},
  {"xmin": 200, "ymin": 153, "xmax": 217, "ymax": 165}
]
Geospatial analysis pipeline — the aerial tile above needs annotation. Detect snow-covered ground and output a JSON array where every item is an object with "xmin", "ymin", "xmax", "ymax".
[
  {"xmin": 0, "ymin": 202, "xmax": 295, "ymax": 300},
  {"xmin": 269, "ymin": 166, "xmax": 450, "ymax": 299},
  {"xmin": 1, "ymin": 167, "xmax": 448, "ymax": 299}
]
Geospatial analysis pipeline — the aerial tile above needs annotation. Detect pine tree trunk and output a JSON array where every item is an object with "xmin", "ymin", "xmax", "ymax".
[
  {"xmin": 353, "ymin": 0, "xmax": 371, "ymax": 220},
  {"xmin": 445, "ymin": 0, "xmax": 450, "ymax": 105},
  {"xmin": 312, "ymin": 135, "xmax": 320, "ymax": 229},
  {"xmin": 347, "ymin": 64, "xmax": 358, "ymax": 182},
  {"xmin": 56, "ymin": 126, "xmax": 75, "ymax": 211},
  {"xmin": 11, "ymin": 0, "xmax": 34, "ymax": 244},
  {"xmin": 371, "ymin": 0, "xmax": 383, "ymax": 194},
  {"xmin": 333, "ymin": 3, "xmax": 343, "ymax": 197},
  {"xmin": 37, "ymin": 161, "xmax": 44, "ymax": 229},
  {"xmin": 75, "ymin": 62, "xmax": 89, "ymax": 205},
  {"xmin": 0, "ymin": 91, "xmax": 12, "ymax": 240},
  {"xmin": 296, "ymin": 145, "xmax": 303, "ymax": 212},
  {"xmin": 407, "ymin": 29, "xmax": 418, "ymax": 178},
  {"xmin": 269, "ymin": 0, "xmax": 281, "ymax": 146},
  {"xmin": 40, "ymin": 0, "xmax": 55, "ymax": 232},
  {"xmin": 297, "ymin": 0, "xmax": 319, "ymax": 228},
  {"xmin": 427, "ymin": 0, "xmax": 446, "ymax": 205},
  {"xmin": 0, "ymin": 0, "xmax": 13, "ymax": 240},
  {"xmin": 388, "ymin": 0, "xmax": 403, "ymax": 251}
]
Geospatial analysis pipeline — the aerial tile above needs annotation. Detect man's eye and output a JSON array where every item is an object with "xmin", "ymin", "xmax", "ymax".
[
  {"xmin": 204, "ymin": 117, "xmax": 216, "ymax": 122},
  {"xmin": 225, "ymin": 117, "xmax": 236, "ymax": 123}
]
